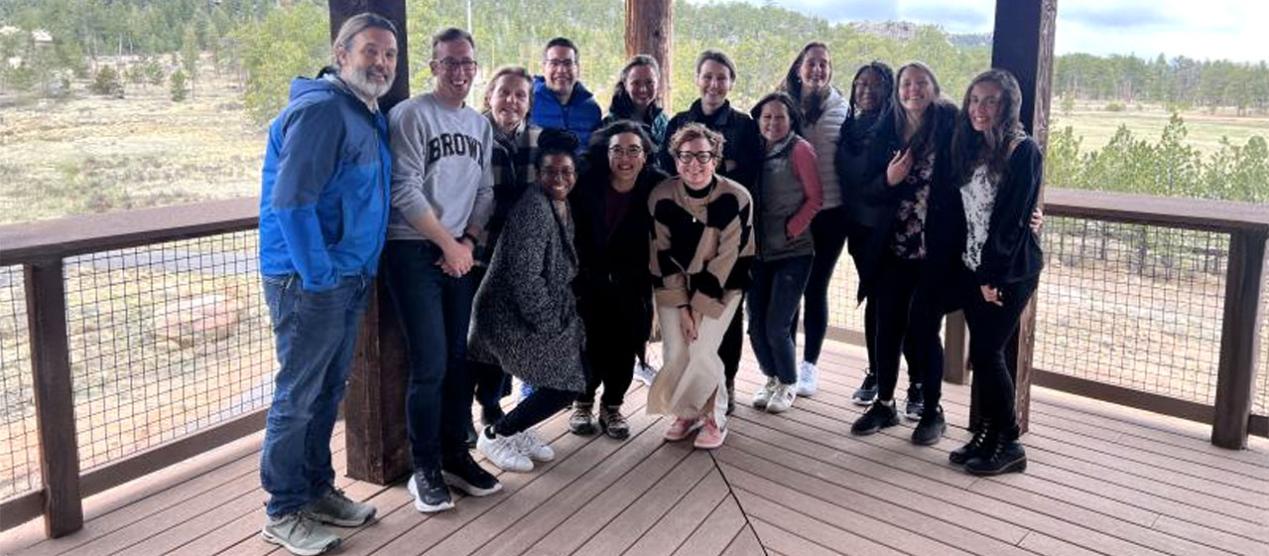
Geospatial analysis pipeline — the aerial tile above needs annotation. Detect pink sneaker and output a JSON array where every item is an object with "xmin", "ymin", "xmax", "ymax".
[
  {"xmin": 663, "ymin": 417, "xmax": 703, "ymax": 441},
  {"xmin": 693, "ymin": 418, "xmax": 727, "ymax": 449}
]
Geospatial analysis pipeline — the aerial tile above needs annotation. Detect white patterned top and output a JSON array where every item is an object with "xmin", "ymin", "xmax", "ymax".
[{"xmin": 960, "ymin": 163, "xmax": 997, "ymax": 271}]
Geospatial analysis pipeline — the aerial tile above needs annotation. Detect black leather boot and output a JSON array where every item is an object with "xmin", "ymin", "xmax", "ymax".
[
  {"xmin": 965, "ymin": 428, "xmax": 1027, "ymax": 476},
  {"xmin": 948, "ymin": 421, "xmax": 992, "ymax": 465}
]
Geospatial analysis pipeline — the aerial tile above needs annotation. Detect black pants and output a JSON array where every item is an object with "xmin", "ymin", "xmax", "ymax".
[
  {"xmin": 847, "ymin": 222, "xmax": 878, "ymax": 374},
  {"xmin": 494, "ymin": 386, "xmax": 575, "ymax": 437},
  {"xmin": 469, "ymin": 267, "xmax": 510, "ymax": 411},
  {"xmin": 964, "ymin": 275, "xmax": 1039, "ymax": 437},
  {"xmin": 801, "ymin": 206, "xmax": 851, "ymax": 365},
  {"xmin": 719, "ymin": 294, "xmax": 745, "ymax": 386},
  {"xmin": 871, "ymin": 255, "xmax": 940, "ymax": 402}
]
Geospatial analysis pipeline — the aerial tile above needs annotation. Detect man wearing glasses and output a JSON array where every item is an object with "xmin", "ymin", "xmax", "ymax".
[
  {"xmin": 529, "ymin": 37, "xmax": 603, "ymax": 152},
  {"xmin": 384, "ymin": 27, "xmax": 500, "ymax": 514}
]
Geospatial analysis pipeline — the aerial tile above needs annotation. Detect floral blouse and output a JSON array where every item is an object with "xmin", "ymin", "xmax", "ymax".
[{"xmin": 890, "ymin": 151, "xmax": 936, "ymax": 260}]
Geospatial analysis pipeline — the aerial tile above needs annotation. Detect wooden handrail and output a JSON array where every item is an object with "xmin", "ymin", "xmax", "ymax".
[
  {"xmin": 0, "ymin": 197, "xmax": 258, "ymax": 266},
  {"xmin": 1044, "ymin": 187, "xmax": 1269, "ymax": 233}
]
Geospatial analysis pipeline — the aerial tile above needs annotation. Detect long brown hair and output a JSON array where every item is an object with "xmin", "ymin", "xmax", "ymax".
[
  {"xmin": 951, "ymin": 69, "xmax": 1026, "ymax": 183},
  {"xmin": 891, "ymin": 61, "xmax": 953, "ymax": 161},
  {"xmin": 780, "ymin": 42, "xmax": 829, "ymax": 124}
]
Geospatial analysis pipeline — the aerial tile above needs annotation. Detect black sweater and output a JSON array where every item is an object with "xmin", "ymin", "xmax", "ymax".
[{"xmin": 968, "ymin": 137, "xmax": 1045, "ymax": 287}]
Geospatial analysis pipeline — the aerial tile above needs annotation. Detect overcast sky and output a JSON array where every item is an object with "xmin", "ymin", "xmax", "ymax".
[{"xmin": 712, "ymin": 0, "xmax": 1266, "ymax": 63}]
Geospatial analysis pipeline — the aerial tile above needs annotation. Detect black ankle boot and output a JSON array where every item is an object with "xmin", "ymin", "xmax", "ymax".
[
  {"xmin": 965, "ymin": 429, "xmax": 1027, "ymax": 476},
  {"xmin": 948, "ymin": 422, "xmax": 993, "ymax": 465}
]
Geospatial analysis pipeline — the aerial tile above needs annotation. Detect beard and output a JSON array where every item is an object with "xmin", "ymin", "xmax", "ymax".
[{"xmin": 343, "ymin": 66, "xmax": 394, "ymax": 100}]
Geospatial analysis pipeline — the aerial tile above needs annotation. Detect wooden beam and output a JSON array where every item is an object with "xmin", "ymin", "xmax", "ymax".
[
  {"xmin": 989, "ymin": 0, "xmax": 1057, "ymax": 435},
  {"xmin": 1211, "ymin": 229, "xmax": 1267, "ymax": 448},
  {"xmin": 328, "ymin": 0, "xmax": 413, "ymax": 484},
  {"xmin": 625, "ymin": 0, "xmax": 673, "ymax": 111},
  {"xmin": 25, "ymin": 260, "xmax": 83, "ymax": 537}
]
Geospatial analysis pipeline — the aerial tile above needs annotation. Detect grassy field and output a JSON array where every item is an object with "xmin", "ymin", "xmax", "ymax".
[
  {"xmin": 1051, "ymin": 101, "xmax": 1269, "ymax": 156},
  {"xmin": 0, "ymin": 68, "xmax": 265, "ymax": 226}
]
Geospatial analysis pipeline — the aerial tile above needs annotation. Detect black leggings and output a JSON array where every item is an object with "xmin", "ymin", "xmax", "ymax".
[
  {"xmin": 494, "ymin": 386, "xmax": 575, "ymax": 437},
  {"xmin": 800, "ymin": 206, "xmax": 851, "ymax": 365},
  {"xmin": 964, "ymin": 275, "xmax": 1038, "ymax": 437},
  {"xmin": 720, "ymin": 297, "xmax": 744, "ymax": 385}
]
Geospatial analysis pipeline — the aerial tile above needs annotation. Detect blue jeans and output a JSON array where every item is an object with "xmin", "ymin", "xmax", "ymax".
[
  {"xmin": 383, "ymin": 241, "xmax": 476, "ymax": 472},
  {"xmin": 260, "ymin": 274, "xmax": 369, "ymax": 518},
  {"xmin": 748, "ymin": 256, "xmax": 813, "ymax": 385}
]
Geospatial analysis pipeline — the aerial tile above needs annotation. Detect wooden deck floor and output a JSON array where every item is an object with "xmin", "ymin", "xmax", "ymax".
[{"xmin": 3, "ymin": 339, "xmax": 1267, "ymax": 555}]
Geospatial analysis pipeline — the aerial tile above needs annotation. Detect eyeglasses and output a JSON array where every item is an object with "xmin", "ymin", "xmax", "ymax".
[
  {"xmin": 546, "ymin": 58, "xmax": 576, "ymax": 69},
  {"xmin": 675, "ymin": 151, "xmax": 716, "ymax": 164},
  {"xmin": 608, "ymin": 146, "xmax": 645, "ymax": 159},
  {"xmin": 437, "ymin": 58, "xmax": 477, "ymax": 71},
  {"xmin": 542, "ymin": 168, "xmax": 575, "ymax": 180}
]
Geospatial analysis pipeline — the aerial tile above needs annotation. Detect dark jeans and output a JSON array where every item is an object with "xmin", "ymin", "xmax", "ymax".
[
  {"xmin": 801, "ymin": 206, "xmax": 850, "ymax": 364},
  {"xmin": 719, "ymin": 294, "xmax": 745, "ymax": 386},
  {"xmin": 871, "ymin": 255, "xmax": 940, "ymax": 402},
  {"xmin": 964, "ymin": 275, "xmax": 1039, "ymax": 437},
  {"xmin": 748, "ymin": 256, "xmax": 813, "ymax": 384},
  {"xmin": 260, "ymin": 274, "xmax": 368, "ymax": 518},
  {"xmin": 494, "ymin": 386, "xmax": 575, "ymax": 436},
  {"xmin": 384, "ymin": 241, "xmax": 476, "ymax": 472}
]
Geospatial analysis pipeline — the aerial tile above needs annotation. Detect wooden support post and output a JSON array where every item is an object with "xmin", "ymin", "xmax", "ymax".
[
  {"xmin": 989, "ymin": 0, "xmax": 1056, "ymax": 435},
  {"xmin": 943, "ymin": 311, "xmax": 969, "ymax": 385},
  {"xmin": 25, "ymin": 259, "xmax": 83, "ymax": 537},
  {"xmin": 1212, "ymin": 229, "xmax": 1267, "ymax": 449},
  {"xmin": 625, "ymin": 0, "xmax": 673, "ymax": 111},
  {"xmin": 329, "ymin": 0, "xmax": 413, "ymax": 484}
]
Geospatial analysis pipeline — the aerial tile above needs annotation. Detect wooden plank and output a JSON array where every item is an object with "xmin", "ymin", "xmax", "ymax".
[
  {"xmin": 1045, "ymin": 188, "xmax": 1269, "ymax": 234},
  {"xmin": 327, "ymin": 0, "xmax": 414, "ymax": 487},
  {"xmin": 1017, "ymin": 532, "xmax": 1103, "ymax": 556},
  {"xmin": 720, "ymin": 525, "xmax": 764, "ymax": 556},
  {"xmin": 721, "ymin": 464, "xmax": 978, "ymax": 556},
  {"xmin": 624, "ymin": 0, "xmax": 673, "ymax": 111},
  {"xmin": 671, "ymin": 494, "xmax": 747, "ymax": 556},
  {"xmin": 474, "ymin": 413, "xmax": 674, "ymax": 556},
  {"xmin": 573, "ymin": 452, "xmax": 714, "ymax": 555},
  {"xmin": 737, "ymin": 492, "xmax": 902, "ymax": 556},
  {"xmin": 943, "ymin": 311, "xmax": 969, "ymax": 385},
  {"xmin": 1033, "ymin": 370, "xmax": 1214, "ymax": 431},
  {"xmin": 527, "ymin": 441, "xmax": 694, "ymax": 554},
  {"xmin": 622, "ymin": 469, "xmax": 730, "ymax": 554},
  {"xmin": 24, "ymin": 260, "xmax": 83, "ymax": 538},
  {"xmin": 1213, "ymin": 229, "xmax": 1268, "ymax": 448},
  {"xmin": 0, "ymin": 199, "xmax": 257, "ymax": 266}
]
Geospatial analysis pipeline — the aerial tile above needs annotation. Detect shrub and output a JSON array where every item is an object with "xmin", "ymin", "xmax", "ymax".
[
  {"xmin": 1104, "ymin": 101, "xmax": 1125, "ymax": 112},
  {"xmin": 90, "ymin": 66, "xmax": 125, "ymax": 98},
  {"xmin": 170, "ymin": 70, "xmax": 188, "ymax": 102}
]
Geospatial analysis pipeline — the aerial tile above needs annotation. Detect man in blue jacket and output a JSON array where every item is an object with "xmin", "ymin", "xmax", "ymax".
[
  {"xmin": 529, "ymin": 37, "xmax": 602, "ymax": 152},
  {"xmin": 256, "ymin": 13, "xmax": 396, "ymax": 556}
]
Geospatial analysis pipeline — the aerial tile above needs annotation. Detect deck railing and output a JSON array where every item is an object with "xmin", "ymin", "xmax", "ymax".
[{"xmin": 0, "ymin": 189, "xmax": 1265, "ymax": 538}]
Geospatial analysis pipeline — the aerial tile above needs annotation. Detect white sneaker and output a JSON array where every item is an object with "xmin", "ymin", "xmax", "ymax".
[
  {"xmin": 766, "ymin": 383, "xmax": 797, "ymax": 413},
  {"xmin": 797, "ymin": 361, "xmax": 818, "ymax": 397},
  {"xmin": 513, "ymin": 430, "xmax": 555, "ymax": 462},
  {"xmin": 752, "ymin": 376, "xmax": 779, "ymax": 409},
  {"xmin": 632, "ymin": 361, "xmax": 658, "ymax": 386},
  {"xmin": 477, "ymin": 428, "xmax": 534, "ymax": 472}
]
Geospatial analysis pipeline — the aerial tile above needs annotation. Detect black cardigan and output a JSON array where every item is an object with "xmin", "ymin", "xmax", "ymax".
[
  {"xmin": 970, "ymin": 137, "xmax": 1045, "ymax": 287},
  {"xmin": 571, "ymin": 166, "xmax": 668, "ymax": 319}
]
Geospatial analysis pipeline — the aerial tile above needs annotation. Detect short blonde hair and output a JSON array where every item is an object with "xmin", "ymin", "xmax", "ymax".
[
  {"xmin": 668, "ymin": 123, "xmax": 725, "ymax": 160},
  {"xmin": 481, "ymin": 65, "xmax": 532, "ymax": 113}
]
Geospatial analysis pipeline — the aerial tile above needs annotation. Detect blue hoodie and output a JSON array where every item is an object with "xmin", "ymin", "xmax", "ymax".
[
  {"xmin": 258, "ymin": 75, "xmax": 392, "ymax": 292},
  {"xmin": 528, "ymin": 76, "xmax": 602, "ymax": 152}
]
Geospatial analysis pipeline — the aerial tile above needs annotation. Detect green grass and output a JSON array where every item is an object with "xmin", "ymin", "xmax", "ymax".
[{"xmin": 1052, "ymin": 103, "xmax": 1269, "ymax": 156}]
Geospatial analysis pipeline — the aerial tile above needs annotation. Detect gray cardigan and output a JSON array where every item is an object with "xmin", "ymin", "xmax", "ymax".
[{"xmin": 468, "ymin": 185, "xmax": 586, "ymax": 392}]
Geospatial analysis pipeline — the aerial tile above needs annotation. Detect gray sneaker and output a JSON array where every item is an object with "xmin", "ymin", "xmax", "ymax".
[
  {"xmin": 305, "ymin": 488, "xmax": 376, "ymax": 527},
  {"xmin": 262, "ymin": 512, "xmax": 341, "ymax": 556}
]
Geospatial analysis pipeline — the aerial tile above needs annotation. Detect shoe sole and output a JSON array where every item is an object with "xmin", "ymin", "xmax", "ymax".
[
  {"xmin": 693, "ymin": 428, "xmax": 728, "ymax": 449},
  {"xmin": 965, "ymin": 457, "xmax": 1027, "ymax": 476},
  {"xmin": 407, "ymin": 477, "xmax": 454, "ymax": 513},
  {"xmin": 442, "ymin": 469, "xmax": 503, "ymax": 497},
  {"xmin": 850, "ymin": 417, "xmax": 899, "ymax": 436},
  {"xmin": 904, "ymin": 409, "xmax": 923, "ymax": 421},
  {"xmin": 911, "ymin": 424, "xmax": 946, "ymax": 446},
  {"xmin": 599, "ymin": 420, "xmax": 630, "ymax": 440},
  {"xmin": 569, "ymin": 423, "xmax": 597, "ymax": 435},
  {"xmin": 851, "ymin": 394, "xmax": 877, "ymax": 407},
  {"xmin": 663, "ymin": 420, "xmax": 704, "ymax": 441},
  {"xmin": 262, "ymin": 530, "xmax": 341, "ymax": 556},
  {"xmin": 310, "ymin": 509, "xmax": 376, "ymax": 528}
]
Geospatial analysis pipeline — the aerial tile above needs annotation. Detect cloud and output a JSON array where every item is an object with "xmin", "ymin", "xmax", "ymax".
[
  {"xmin": 898, "ymin": 3, "xmax": 992, "ymax": 31},
  {"xmin": 1061, "ymin": 5, "xmax": 1176, "ymax": 29}
]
